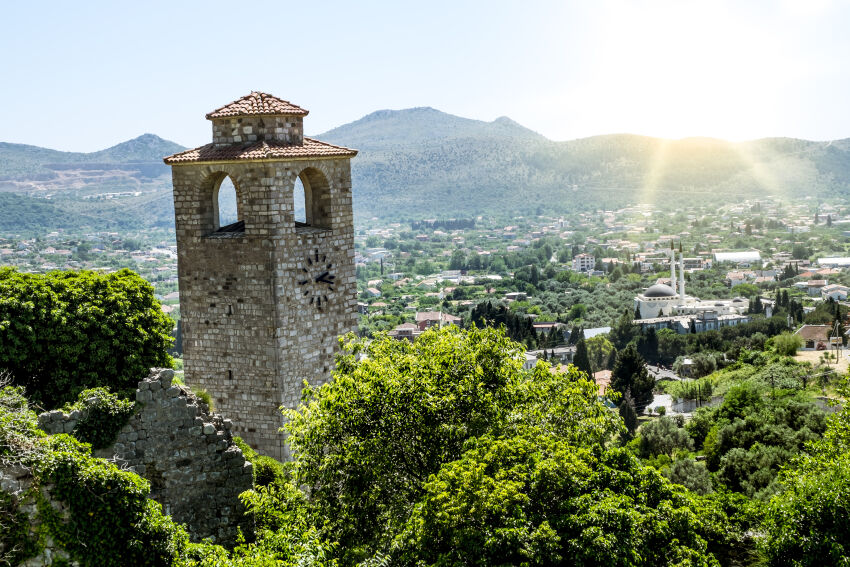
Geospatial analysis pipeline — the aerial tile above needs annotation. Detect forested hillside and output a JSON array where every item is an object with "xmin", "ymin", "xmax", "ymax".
[
  {"xmin": 318, "ymin": 109, "xmax": 850, "ymax": 218},
  {"xmin": 2, "ymin": 112, "xmax": 850, "ymax": 232}
]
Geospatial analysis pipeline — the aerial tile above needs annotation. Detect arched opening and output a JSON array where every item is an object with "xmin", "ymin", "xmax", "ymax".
[
  {"xmin": 212, "ymin": 175, "xmax": 243, "ymax": 233},
  {"xmin": 293, "ymin": 176, "xmax": 307, "ymax": 224},
  {"xmin": 294, "ymin": 168, "xmax": 331, "ymax": 229}
]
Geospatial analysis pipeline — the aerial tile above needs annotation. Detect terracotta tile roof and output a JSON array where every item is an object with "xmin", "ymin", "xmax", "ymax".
[
  {"xmin": 163, "ymin": 138, "xmax": 357, "ymax": 164},
  {"xmin": 794, "ymin": 325, "xmax": 830, "ymax": 342},
  {"xmin": 205, "ymin": 92, "xmax": 309, "ymax": 119}
]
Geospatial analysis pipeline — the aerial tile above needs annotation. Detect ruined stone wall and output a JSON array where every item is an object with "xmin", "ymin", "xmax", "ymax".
[
  {"xmin": 38, "ymin": 368, "xmax": 253, "ymax": 545},
  {"xmin": 172, "ymin": 157, "xmax": 356, "ymax": 460}
]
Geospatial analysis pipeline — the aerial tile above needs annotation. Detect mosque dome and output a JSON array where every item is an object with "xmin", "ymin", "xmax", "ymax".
[
  {"xmin": 732, "ymin": 297, "xmax": 746, "ymax": 303},
  {"xmin": 644, "ymin": 284, "xmax": 677, "ymax": 298}
]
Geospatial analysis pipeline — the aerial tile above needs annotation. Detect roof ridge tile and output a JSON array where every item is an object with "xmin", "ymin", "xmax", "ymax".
[{"xmin": 206, "ymin": 92, "xmax": 309, "ymax": 119}]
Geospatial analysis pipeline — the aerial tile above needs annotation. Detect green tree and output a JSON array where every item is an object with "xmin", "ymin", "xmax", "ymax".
[
  {"xmin": 284, "ymin": 327, "xmax": 624, "ymax": 563},
  {"xmin": 762, "ymin": 392, "xmax": 850, "ymax": 565},
  {"xmin": 573, "ymin": 337, "xmax": 592, "ymax": 377},
  {"xmin": 638, "ymin": 416, "xmax": 694, "ymax": 458},
  {"xmin": 448, "ymin": 249, "xmax": 466, "ymax": 270},
  {"xmin": 619, "ymin": 388, "xmax": 638, "ymax": 436},
  {"xmin": 664, "ymin": 458, "xmax": 713, "ymax": 495},
  {"xmin": 585, "ymin": 335, "xmax": 614, "ymax": 371},
  {"xmin": 611, "ymin": 344, "xmax": 655, "ymax": 413},
  {"xmin": 0, "ymin": 268, "xmax": 174, "ymax": 408},
  {"xmin": 391, "ymin": 434, "xmax": 735, "ymax": 566},
  {"xmin": 773, "ymin": 331, "xmax": 803, "ymax": 356}
]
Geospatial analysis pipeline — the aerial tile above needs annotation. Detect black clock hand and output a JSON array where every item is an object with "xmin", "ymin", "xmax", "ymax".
[{"xmin": 314, "ymin": 271, "xmax": 329, "ymax": 282}]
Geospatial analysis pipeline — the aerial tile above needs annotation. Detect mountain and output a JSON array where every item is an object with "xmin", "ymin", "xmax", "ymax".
[
  {"xmin": 2, "ymin": 114, "xmax": 850, "ymax": 232},
  {"xmin": 0, "ymin": 134, "xmax": 185, "ymax": 180},
  {"xmin": 317, "ymin": 109, "xmax": 850, "ymax": 218},
  {"xmin": 0, "ymin": 134, "xmax": 185, "ymax": 233}
]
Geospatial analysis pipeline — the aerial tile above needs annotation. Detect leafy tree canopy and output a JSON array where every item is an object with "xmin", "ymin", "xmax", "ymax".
[
  {"xmin": 0, "ymin": 268, "xmax": 174, "ymax": 407},
  {"xmin": 284, "ymin": 327, "xmax": 747, "ymax": 565}
]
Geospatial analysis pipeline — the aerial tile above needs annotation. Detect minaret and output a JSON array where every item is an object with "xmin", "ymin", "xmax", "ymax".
[
  {"xmin": 670, "ymin": 248, "xmax": 677, "ymax": 297},
  {"xmin": 679, "ymin": 252, "xmax": 686, "ymax": 302}
]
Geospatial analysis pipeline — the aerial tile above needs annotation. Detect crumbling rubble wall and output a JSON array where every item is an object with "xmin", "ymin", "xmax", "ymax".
[{"xmin": 38, "ymin": 368, "xmax": 253, "ymax": 545}]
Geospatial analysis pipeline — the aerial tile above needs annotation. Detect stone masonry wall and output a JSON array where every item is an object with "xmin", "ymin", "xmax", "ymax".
[
  {"xmin": 212, "ymin": 115, "xmax": 304, "ymax": 146},
  {"xmin": 172, "ymin": 157, "xmax": 356, "ymax": 460},
  {"xmin": 38, "ymin": 368, "xmax": 253, "ymax": 545}
]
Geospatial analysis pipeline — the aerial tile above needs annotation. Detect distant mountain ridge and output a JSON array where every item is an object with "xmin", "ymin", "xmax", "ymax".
[
  {"xmin": 2, "ymin": 112, "xmax": 850, "ymax": 230},
  {"xmin": 317, "ymin": 109, "xmax": 850, "ymax": 218},
  {"xmin": 0, "ymin": 134, "xmax": 185, "ymax": 180}
]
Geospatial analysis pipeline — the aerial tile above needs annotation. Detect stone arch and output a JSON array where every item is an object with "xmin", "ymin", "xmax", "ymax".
[
  {"xmin": 213, "ymin": 175, "xmax": 240, "ymax": 229},
  {"xmin": 294, "ymin": 166, "xmax": 331, "ymax": 229},
  {"xmin": 204, "ymin": 171, "xmax": 244, "ymax": 234}
]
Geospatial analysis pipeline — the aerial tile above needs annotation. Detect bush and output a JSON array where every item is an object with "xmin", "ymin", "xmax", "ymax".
[
  {"xmin": 0, "ymin": 386, "xmax": 189, "ymax": 566},
  {"xmin": 638, "ymin": 416, "xmax": 694, "ymax": 457},
  {"xmin": 664, "ymin": 458, "xmax": 713, "ymax": 495},
  {"xmin": 761, "ymin": 396, "xmax": 850, "ymax": 565},
  {"xmin": 233, "ymin": 436, "xmax": 288, "ymax": 488},
  {"xmin": 773, "ymin": 332, "xmax": 803, "ymax": 356},
  {"xmin": 62, "ymin": 387, "xmax": 136, "ymax": 450},
  {"xmin": 0, "ymin": 268, "xmax": 174, "ymax": 408}
]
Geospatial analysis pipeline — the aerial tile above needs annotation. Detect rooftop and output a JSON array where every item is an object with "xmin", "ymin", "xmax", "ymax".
[
  {"xmin": 205, "ymin": 91, "xmax": 309, "ymax": 119},
  {"xmin": 164, "ymin": 138, "xmax": 357, "ymax": 164}
]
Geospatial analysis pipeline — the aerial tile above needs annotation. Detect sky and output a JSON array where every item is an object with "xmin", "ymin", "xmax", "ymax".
[{"xmin": 2, "ymin": 0, "xmax": 850, "ymax": 152}]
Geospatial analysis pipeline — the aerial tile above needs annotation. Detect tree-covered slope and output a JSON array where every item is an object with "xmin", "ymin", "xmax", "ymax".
[
  {"xmin": 1, "ymin": 112, "xmax": 850, "ymax": 228},
  {"xmin": 318, "ymin": 108, "xmax": 850, "ymax": 219},
  {"xmin": 0, "ymin": 133, "xmax": 184, "ymax": 180}
]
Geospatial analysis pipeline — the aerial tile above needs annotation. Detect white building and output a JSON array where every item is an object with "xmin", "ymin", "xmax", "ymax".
[
  {"xmin": 714, "ymin": 250, "xmax": 762, "ymax": 265},
  {"xmin": 634, "ymin": 252, "xmax": 750, "ymax": 320},
  {"xmin": 572, "ymin": 253, "xmax": 595, "ymax": 273}
]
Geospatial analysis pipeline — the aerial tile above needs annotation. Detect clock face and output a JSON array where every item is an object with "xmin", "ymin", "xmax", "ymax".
[{"xmin": 298, "ymin": 249, "xmax": 335, "ymax": 310}]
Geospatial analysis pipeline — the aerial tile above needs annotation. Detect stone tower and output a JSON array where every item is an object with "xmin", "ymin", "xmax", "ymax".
[{"xmin": 164, "ymin": 92, "xmax": 357, "ymax": 460}]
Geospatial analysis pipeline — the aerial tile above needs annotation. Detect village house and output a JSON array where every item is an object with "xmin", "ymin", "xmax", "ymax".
[
  {"xmin": 388, "ymin": 322, "xmax": 421, "ymax": 342},
  {"xmin": 794, "ymin": 325, "xmax": 837, "ymax": 350},
  {"xmin": 822, "ymin": 284, "xmax": 850, "ymax": 302},
  {"xmin": 572, "ymin": 253, "xmax": 595, "ymax": 273},
  {"xmin": 415, "ymin": 311, "xmax": 463, "ymax": 331}
]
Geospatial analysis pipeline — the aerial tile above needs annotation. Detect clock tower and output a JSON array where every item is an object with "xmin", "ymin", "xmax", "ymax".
[{"xmin": 165, "ymin": 92, "xmax": 357, "ymax": 460}]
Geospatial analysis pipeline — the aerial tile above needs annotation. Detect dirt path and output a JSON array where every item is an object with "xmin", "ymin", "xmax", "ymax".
[{"xmin": 793, "ymin": 348, "xmax": 850, "ymax": 374}]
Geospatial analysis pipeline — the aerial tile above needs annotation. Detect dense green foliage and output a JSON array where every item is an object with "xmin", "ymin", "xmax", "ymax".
[
  {"xmin": 761, "ymin": 388, "xmax": 850, "ymax": 565},
  {"xmin": 611, "ymin": 344, "xmax": 655, "ymax": 413},
  {"xmin": 688, "ymin": 384, "xmax": 828, "ymax": 498},
  {"xmin": 282, "ymin": 327, "xmax": 756, "ymax": 565},
  {"xmin": 773, "ymin": 332, "xmax": 803, "ymax": 356},
  {"xmin": 62, "ymin": 387, "xmax": 136, "ymax": 449},
  {"xmin": 0, "ymin": 268, "xmax": 173, "ymax": 407},
  {"xmin": 639, "ymin": 416, "xmax": 694, "ymax": 458},
  {"xmin": 0, "ymin": 385, "xmax": 189, "ymax": 567}
]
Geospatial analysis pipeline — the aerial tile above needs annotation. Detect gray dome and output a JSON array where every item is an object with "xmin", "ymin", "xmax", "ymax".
[
  {"xmin": 644, "ymin": 284, "xmax": 676, "ymax": 298},
  {"xmin": 732, "ymin": 297, "xmax": 746, "ymax": 302}
]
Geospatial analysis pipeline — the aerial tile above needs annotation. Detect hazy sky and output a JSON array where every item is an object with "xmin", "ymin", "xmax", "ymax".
[{"xmin": 2, "ymin": 0, "xmax": 849, "ymax": 152}]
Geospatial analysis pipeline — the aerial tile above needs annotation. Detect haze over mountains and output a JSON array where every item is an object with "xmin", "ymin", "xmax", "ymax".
[{"xmin": 2, "ymin": 108, "xmax": 850, "ymax": 232}]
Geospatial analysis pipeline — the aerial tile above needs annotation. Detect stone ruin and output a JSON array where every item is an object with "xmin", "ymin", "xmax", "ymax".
[{"xmin": 38, "ymin": 368, "xmax": 254, "ymax": 545}]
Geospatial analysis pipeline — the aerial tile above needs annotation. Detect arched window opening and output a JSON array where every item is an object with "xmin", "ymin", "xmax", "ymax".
[
  {"xmin": 295, "ymin": 168, "xmax": 331, "ymax": 229},
  {"xmin": 213, "ymin": 175, "xmax": 243, "ymax": 233},
  {"xmin": 293, "ymin": 176, "xmax": 307, "ymax": 225}
]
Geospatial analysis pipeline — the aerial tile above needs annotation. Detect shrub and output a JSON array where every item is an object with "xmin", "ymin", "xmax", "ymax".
[
  {"xmin": 638, "ymin": 416, "xmax": 694, "ymax": 458},
  {"xmin": 0, "ymin": 386, "xmax": 189, "ymax": 566},
  {"xmin": 773, "ymin": 332, "xmax": 803, "ymax": 356},
  {"xmin": 62, "ymin": 387, "xmax": 136, "ymax": 450},
  {"xmin": 0, "ymin": 268, "xmax": 174, "ymax": 408},
  {"xmin": 664, "ymin": 458, "xmax": 713, "ymax": 495}
]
